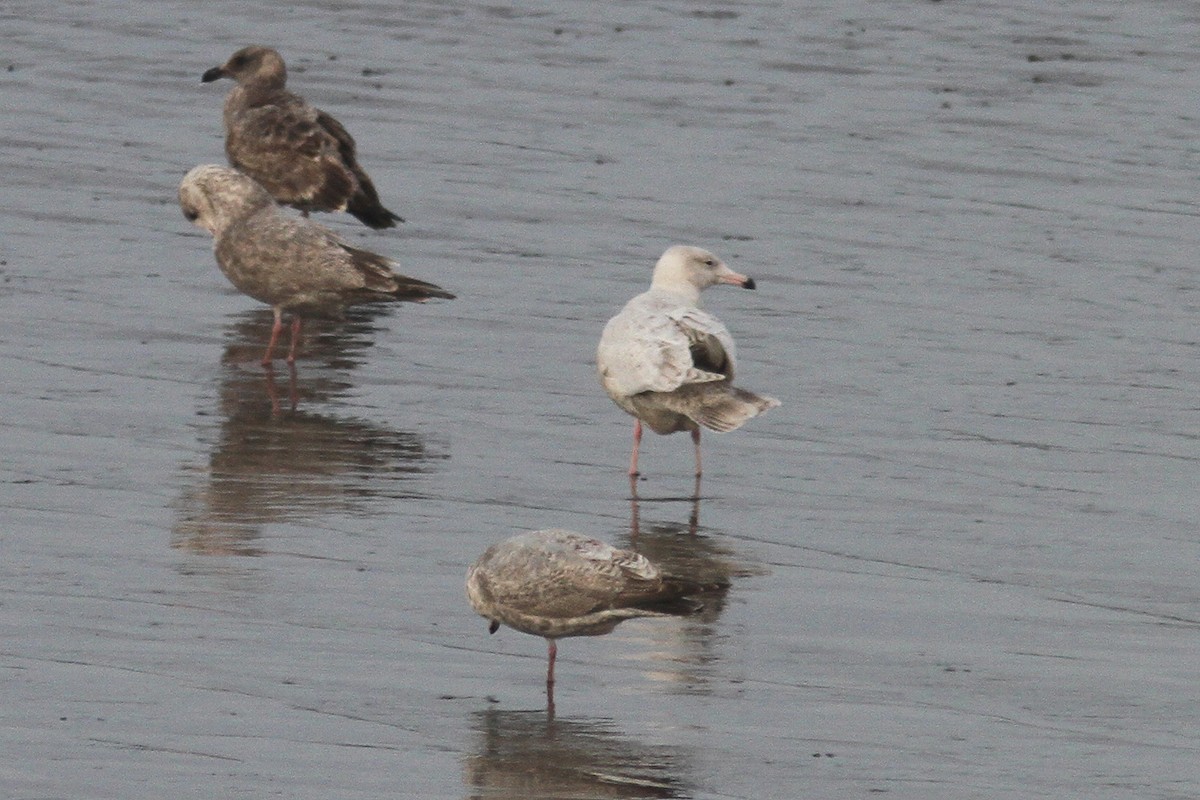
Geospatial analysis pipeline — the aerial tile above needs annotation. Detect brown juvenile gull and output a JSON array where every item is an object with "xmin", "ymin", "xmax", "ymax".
[
  {"xmin": 179, "ymin": 164, "xmax": 453, "ymax": 365},
  {"xmin": 597, "ymin": 245, "xmax": 780, "ymax": 478},
  {"xmin": 202, "ymin": 45, "xmax": 403, "ymax": 229},
  {"xmin": 466, "ymin": 529, "xmax": 715, "ymax": 691}
]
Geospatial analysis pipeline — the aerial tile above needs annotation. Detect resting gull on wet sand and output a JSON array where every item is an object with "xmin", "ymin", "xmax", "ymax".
[
  {"xmin": 466, "ymin": 529, "xmax": 720, "ymax": 694},
  {"xmin": 202, "ymin": 45, "xmax": 404, "ymax": 229},
  {"xmin": 597, "ymin": 245, "xmax": 780, "ymax": 478},
  {"xmin": 178, "ymin": 164, "xmax": 452, "ymax": 365}
]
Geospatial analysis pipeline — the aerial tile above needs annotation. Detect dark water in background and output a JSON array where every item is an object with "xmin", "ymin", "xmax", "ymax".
[{"xmin": 2, "ymin": 1, "xmax": 1199, "ymax": 797}]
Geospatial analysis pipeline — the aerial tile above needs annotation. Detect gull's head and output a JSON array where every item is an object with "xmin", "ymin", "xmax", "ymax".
[
  {"xmin": 202, "ymin": 45, "xmax": 287, "ymax": 90},
  {"xmin": 179, "ymin": 164, "xmax": 275, "ymax": 237},
  {"xmin": 650, "ymin": 245, "xmax": 756, "ymax": 300}
]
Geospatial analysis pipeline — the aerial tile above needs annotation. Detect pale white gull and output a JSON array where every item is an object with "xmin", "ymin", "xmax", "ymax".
[{"xmin": 597, "ymin": 245, "xmax": 780, "ymax": 477}]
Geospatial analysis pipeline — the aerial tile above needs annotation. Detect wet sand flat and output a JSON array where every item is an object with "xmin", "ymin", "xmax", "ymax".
[{"xmin": 2, "ymin": 1, "xmax": 1199, "ymax": 798}]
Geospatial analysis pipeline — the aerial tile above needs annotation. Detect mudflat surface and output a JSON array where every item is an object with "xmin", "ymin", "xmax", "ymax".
[{"xmin": 2, "ymin": 2, "xmax": 1198, "ymax": 798}]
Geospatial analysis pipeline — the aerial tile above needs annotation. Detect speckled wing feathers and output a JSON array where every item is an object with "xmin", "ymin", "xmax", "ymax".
[
  {"xmin": 313, "ymin": 110, "xmax": 395, "ymax": 227},
  {"xmin": 483, "ymin": 532, "xmax": 664, "ymax": 619},
  {"xmin": 465, "ymin": 530, "xmax": 710, "ymax": 640},
  {"xmin": 226, "ymin": 95, "xmax": 357, "ymax": 212},
  {"xmin": 632, "ymin": 383, "xmax": 778, "ymax": 434},
  {"xmin": 598, "ymin": 291, "xmax": 738, "ymax": 399},
  {"xmin": 336, "ymin": 243, "xmax": 453, "ymax": 300},
  {"xmin": 206, "ymin": 47, "xmax": 404, "ymax": 228},
  {"xmin": 183, "ymin": 165, "xmax": 452, "ymax": 319},
  {"xmin": 214, "ymin": 214, "xmax": 451, "ymax": 315},
  {"xmin": 597, "ymin": 270, "xmax": 779, "ymax": 438},
  {"xmin": 315, "ymin": 109, "xmax": 357, "ymax": 156}
]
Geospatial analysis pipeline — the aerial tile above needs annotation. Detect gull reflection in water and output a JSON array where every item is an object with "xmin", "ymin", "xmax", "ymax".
[
  {"xmin": 215, "ymin": 306, "xmax": 396, "ymax": 410},
  {"xmin": 615, "ymin": 487, "xmax": 768, "ymax": 694},
  {"xmin": 172, "ymin": 309, "xmax": 446, "ymax": 555},
  {"xmin": 463, "ymin": 708, "xmax": 692, "ymax": 800}
]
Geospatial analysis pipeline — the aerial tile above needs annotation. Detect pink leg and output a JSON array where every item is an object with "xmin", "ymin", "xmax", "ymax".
[
  {"xmin": 628, "ymin": 419, "xmax": 643, "ymax": 476},
  {"xmin": 286, "ymin": 316, "xmax": 303, "ymax": 364},
  {"xmin": 691, "ymin": 427, "xmax": 702, "ymax": 477},
  {"xmin": 262, "ymin": 308, "xmax": 284, "ymax": 366}
]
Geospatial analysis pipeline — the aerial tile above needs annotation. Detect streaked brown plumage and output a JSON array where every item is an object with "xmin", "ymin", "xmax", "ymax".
[
  {"xmin": 466, "ymin": 529, "xmax": 719, "ymax": 691},
  {"xmin": 179, "ymin": 164, "xmax": 452, "ymax": 365},
  {"xmin": 202, "ymin": 45, "xmax": 403, "ymax": 229}
]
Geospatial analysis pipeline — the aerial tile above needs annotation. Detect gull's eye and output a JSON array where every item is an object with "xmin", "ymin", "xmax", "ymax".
[
  {"xmin": 704, "ymin": 258, "xmax": 715, "ymax": 266},
  {"xmin": 182, "ymin": 207, "xmax": 199, "ymax": 222}
]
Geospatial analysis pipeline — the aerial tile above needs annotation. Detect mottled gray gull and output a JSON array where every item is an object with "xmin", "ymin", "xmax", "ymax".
[
  {"xmin": 597, "ymin": 245, "xmax": 780, "ymax": 477},
  {"xmin": 466, "ymin": 529, "xmax": 715, "ymax": 691},
  {"xmin": 179, "ymin": 164, "xmax": 453, "ymax": 365},
  {"xmin": 202, "ymin": 45, "xmax": 403, "ymax": 229}
]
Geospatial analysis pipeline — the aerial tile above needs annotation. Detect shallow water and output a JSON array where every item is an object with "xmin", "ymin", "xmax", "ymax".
[{"xmin": 2, "ymin": 1, "xmax": 1199, "ymax": 798}]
